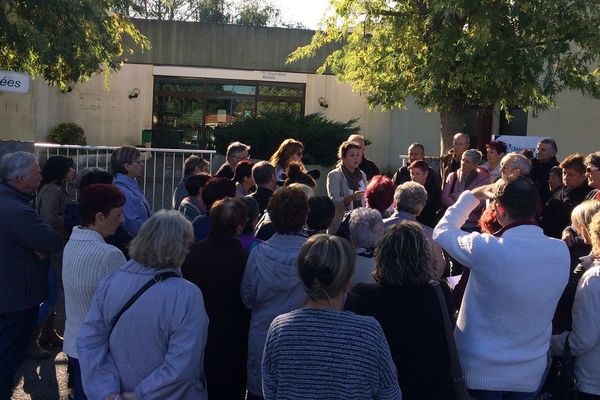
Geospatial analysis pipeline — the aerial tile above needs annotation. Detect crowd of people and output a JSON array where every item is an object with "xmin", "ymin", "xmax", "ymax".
[{"xmin": 0, "ymin": 132, "xmax": 600, "ymax": 400}]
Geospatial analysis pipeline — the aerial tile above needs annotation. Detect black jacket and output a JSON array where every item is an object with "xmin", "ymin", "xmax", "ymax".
[{"xmin": 0, "ymin": 182, "xmax": 62, "ymax": 312}]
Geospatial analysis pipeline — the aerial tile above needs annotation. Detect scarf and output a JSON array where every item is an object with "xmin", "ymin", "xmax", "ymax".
[{"xmin": 341, "ymin": 165, "xmax": 363, "ymax": 208}]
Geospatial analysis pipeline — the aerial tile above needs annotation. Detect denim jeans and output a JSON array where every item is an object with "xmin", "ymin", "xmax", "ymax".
[
  {"xmin": 0, "ymin": 307, "xmax": 38, "ymax": 399},
  {"xmin": 469, "ymin": 389, "xmax": 537, "ymax": 400}
]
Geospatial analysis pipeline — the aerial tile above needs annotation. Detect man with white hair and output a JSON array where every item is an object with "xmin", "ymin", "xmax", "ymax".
[
  {"xmin": 216, "ymin": 141, "xmax": 250, "ymax": 179},
  {"xmin": 384, "ymin": 182, "xmax": 446, "ymax": 279},
  {"xmin": 500, "ymin": 153, "xmax": 532, "ymax": 180},
  {"xmin": 0, "ymin": 151, "xmax": 62, "ymax": 398},
  {"xmin": 348, "ymin": 134, "xmax": 380, "ymax": 180}
]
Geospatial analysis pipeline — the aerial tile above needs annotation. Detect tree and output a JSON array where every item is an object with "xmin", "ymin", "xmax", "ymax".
[
  {"xmin": 289, "ymin": 0, "xmax": 600, "ymax": 152},
  {"xmin": 128, "ymin": 0, "xmax": 231, "ymax": 23},
  {"xmin": 234, "ymin": 0, "xmax": 281, "ymax": 27},
  {"xmin": 0, "ymin": 0, "xmax": 150, "ymax": 90}
]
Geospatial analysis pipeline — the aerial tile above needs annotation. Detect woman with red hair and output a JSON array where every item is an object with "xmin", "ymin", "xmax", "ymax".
[{"xmin": 365, "ymin": 175, "xmax": 395, "ymax": 218}]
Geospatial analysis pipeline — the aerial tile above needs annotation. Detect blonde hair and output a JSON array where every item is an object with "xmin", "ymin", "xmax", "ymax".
[
  {"xmin": 590, "ymin": 211, "xmax": 600, "ymax": 256},
  {"xmin": 571, "ymin": 200, "xmax": 600, "ymax": 236},
  {"xmin": 129, "ymin": 210, "xmax": 194, "ymax": 269},
  {"xmin": 297, "ymin": 234, "xmax": 355, "ymax": 301}
]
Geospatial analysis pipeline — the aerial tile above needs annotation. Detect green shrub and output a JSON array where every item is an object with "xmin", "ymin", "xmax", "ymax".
[
  {"xmin": 47, "ymin": 122, "xmax": 87, "ymax": 145},
  {"xmin": 212, "ymin": 112, "xmax": 360, "ymax": 166}
]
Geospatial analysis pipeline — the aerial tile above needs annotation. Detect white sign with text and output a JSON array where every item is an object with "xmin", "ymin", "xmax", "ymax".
[{"xmin": 0, "ymin": 70, "xmax": 31, "ymax": 94}]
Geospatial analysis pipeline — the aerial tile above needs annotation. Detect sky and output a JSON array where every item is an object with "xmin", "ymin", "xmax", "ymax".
[{"xmin": 270, "ymin": 0, "xmax": 331, "ymax": 29}]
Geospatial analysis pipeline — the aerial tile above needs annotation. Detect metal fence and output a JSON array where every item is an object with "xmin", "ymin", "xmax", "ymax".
[
  {"xmin": 34, "ymin": 143, "xmax": 216, "ymax": 211},
  {"xmin": 398, "ymin": 155, "xmax": 441, "ymax": 172}
]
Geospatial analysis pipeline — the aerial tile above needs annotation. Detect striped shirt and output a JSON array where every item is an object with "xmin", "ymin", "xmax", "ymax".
[{"xmin": 262, "ymin": 308, "xmax": 402, "ymax": 400}]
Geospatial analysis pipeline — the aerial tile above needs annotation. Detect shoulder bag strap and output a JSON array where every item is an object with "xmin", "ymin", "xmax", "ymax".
[
  {"xmin": 431, "ymin": 280, "xmax": 470, "ymax": 398},
  {"xmin": 109, "ymin": 271, "xmax": 179, "ymax": 336}
]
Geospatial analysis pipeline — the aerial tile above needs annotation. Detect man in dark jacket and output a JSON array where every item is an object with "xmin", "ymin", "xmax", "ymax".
[
  {"xmin": 530, "ymin": 138, "xmax": 560, "ymax": 204},
  {"xmin": 250, "ymin": 161, "xmax": 276, "ymax": 215},
  {"xmin": 0, "ymin": 151, "xmax": 62, "ymax": 399}
]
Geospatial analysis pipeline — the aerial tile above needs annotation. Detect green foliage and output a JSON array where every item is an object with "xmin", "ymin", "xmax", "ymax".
[
  {"xmin": 127, "ymin": 0, "xmax": 299, "ymax": 27},
  {"xmin": 289, "ymin": 0, "xmax": 600, "ymax": 148},
  {"xmin": 234, "ymin": 0, "xmax": 281, "ymax": 26},
  {"xmin": 47, "ymin": 123, "xmax": 87, "ymax": 146},
  {"xmin": 213, "ymin": 112, "xmax": 360, "ymax": 166},
  {"xmin": 0, "ymin": 0, "xmax": 150, "ymax": 91}
]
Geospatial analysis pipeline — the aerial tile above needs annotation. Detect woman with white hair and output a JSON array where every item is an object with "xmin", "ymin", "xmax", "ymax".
[
  {"xmin": 77, "ymin": 211, "xmax": 209, "ymax": 400},
  {"xmin": 551, "ymin": 211, "xmax": 600, "ymax": 399},
  {"xmin": 348, "ymin": 207, "xmax": 385, "ymax": 285}
]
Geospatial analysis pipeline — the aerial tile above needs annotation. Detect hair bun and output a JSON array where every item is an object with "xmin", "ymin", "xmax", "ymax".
[
  {"xmin": 286, "ymin": 162, "xmax": 303, "ymax": 179},
  {"xmin": 302, "ymin": 254, "xmax": 334, "ymax": 286}
]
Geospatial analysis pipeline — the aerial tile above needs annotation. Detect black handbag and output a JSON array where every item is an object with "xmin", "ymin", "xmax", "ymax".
[
  {"xmin": 546, "ymin": 335, "xmax": 578, "ymax": 400},
  {"xmin": 431, "ymin": 280, "xmax": 472, "ymax": 400}
]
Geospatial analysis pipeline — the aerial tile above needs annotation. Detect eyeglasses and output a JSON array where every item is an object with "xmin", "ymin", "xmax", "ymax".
[{"xmin": 586, "ymin": 166, "xmax": 599, "ymax": 173}]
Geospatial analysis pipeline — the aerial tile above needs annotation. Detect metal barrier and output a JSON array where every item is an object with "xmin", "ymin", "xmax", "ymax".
[
  {"xmin": 398, "ymin": 155, "xmax": 441, "ymax": 172},
  {"xmin": 34, "ymin": 143, "xmax": 216, "ymax": 211}
]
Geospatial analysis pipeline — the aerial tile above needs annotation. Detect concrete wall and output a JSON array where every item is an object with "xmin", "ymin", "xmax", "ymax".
[
  {"xmin": 128, "ymin": 19, "xmax": 336, "ymax": 74},
  {"xmin": 0, "ymin": 64, "xmax": 154, "ymax": 146},
  {"xmin": 527, "ymin": 90, "xmax": 600, "ymax": 160}
]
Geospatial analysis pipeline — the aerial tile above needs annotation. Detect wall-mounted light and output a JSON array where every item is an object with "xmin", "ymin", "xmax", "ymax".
[
  {"xmin": 318, "ymin": 97, "xmax": 328, "ymax": 108},
  {"xmin": 129, "ymin": 88, "xmax": 140, "ymax": 99}
]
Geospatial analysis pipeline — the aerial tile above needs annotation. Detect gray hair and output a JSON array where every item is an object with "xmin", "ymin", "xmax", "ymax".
[
  {"xmin": 394, "ymin": 181, "xmax": 428, "ymax": 215},
  {"xmin": 454, "ymin": 132, "xmax": 470, "ymax": 144},
  {"xmin": 503, "ymin": 153, "xmax": 532, "ymax": 175},
  {"xmin": 225, "ymin": 141, "xmax": 250, "ymax": 161},
  {"xmin": 571, "ymin": 200, "xmax": 600, "ymax": 236},
  {"xmin": 0, "ymin": 151, "xmax": 37, "ymax": 182},
  {"xmin": 374, "ymin": 221, "xmax": 433, "ymax": 285},
  {"xmin": 297, "ymin": 234, "xmax": 355, "ymax": 301},
  {"xmin": 129, "ymin": 210, "xmax": 194, "ymax": 269},
  {"xmin": 348, "ymin": 207, "xmax": 385, "ymax": 249},
  {"xmin": 287, "ymin": 183, "xmax": 314, "ymax": 199},
  {"xmin": 462, "ymin": 148, "xmax": 482, "ymax": 165},
  {"xmin": 348, "ymin": 134, "xmax": 365, "ymax": 145}
]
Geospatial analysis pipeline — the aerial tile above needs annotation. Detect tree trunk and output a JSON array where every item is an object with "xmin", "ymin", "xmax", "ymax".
[{"xmin": 439, "ymin": 106, "xmax": 465, "ymax": 155}]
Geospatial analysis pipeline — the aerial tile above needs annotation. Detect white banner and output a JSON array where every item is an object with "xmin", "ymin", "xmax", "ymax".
[
  {"xmin": 0, "ymin": 70, "xmax": 31, "ymax": 94},
  {"xmin": 493, "ymin": 135, "xmax": 549, "ymax": 157}
]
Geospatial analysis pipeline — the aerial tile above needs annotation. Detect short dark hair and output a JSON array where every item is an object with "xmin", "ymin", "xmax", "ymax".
[
  {"xmin": 238, "ymin": 196, "xmax": 260, "ymax": 234},
  {"xmin": 409, "ymin": 143, "xmax": 424, "ymax": 152},
  {"xmin": 209, "ymin": 197, "xmax": 248, "ymax": 238},
  {"xmin": 79, "ymin": 184, "xmax": 126, "ymax": 227},
  {"xmin": 486, "ymin": 140, "xmax": 508, "ymax": 155},
  {"xmin": 560, "ymin": 153, "xmax": 585, "ymax": 174},
  {"xmin": 408, "ymin": 160, "xmax": 429, "ymax": 172},
  {"xmin": 585, "ymin": 152, "xmax": 600, "ymax": 169},
  {"xmin": 494, "ymin": 176, "xmax": 540, "ymax": 221},
  {"xmin": 252, "ymin": 161, "xmax": 276, "ymax": 186},
  {"xmin": 337, "ymin": 141, "xmax": 361, "ymax": 159},
  {"xmin": 233, "ymin": 160, "xmax": 254, "ymax": 183},
  {"xmin": 110, "ymin": 145, "xmax": 141, "ymax": 176},
  {"xmin": 40, "ymin": 155, "xmax": 74, "ymax": 186},
  {"xmin": 183, "ymin": 155, "xmax": 209, "ymax": 175},
  {"xmin": 549, "ymin": 166, "xmax": 562, "ymax": 179},
  {"xmin": 284, "ymin": 162, "xmax": 316, "ymax": 188},
  {"xmin": 307, "ymin": 196, "xmax": 335, "ymax": 231},
  {"xmin": 201, "ymin": 177, "xmax": 236, "ymax": 210},
  {"xmin": 185, "ymin": 173, "xmax": 210, "ymax": 197},
  {"xmin": 539, "ymin": 138, "xmax": 558, "ymax": 153},
  {"xmin": 77, "ymin": 168, "xmax": 113, "ymax": 190},
  {"xmin": 267, "ymin": 186, "xmax": 309, "ymax": 234}
]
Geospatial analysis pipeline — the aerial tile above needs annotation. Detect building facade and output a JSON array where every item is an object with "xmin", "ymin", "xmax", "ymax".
[{"xmin": 1, "ymin": 19, "xmax": 599, "ymax": 171}]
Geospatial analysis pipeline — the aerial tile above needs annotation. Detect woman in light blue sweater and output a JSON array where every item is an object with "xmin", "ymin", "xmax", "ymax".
[{"xmin": 262, "ymin": 234, "xmax": 401, "ymax": 400}]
